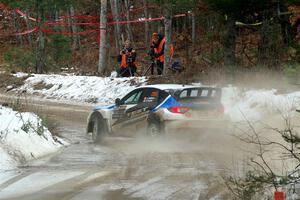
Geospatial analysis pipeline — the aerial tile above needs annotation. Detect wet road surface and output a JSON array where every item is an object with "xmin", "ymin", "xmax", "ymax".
[{"xmin": 0, "ymin": 94, "xmax": 233, "ymax": 200}]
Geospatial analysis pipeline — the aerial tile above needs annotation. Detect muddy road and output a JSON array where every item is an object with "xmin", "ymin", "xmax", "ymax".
[{"xmin": 0, "ymin": 95, "xmax": 237, "ymax": 200}]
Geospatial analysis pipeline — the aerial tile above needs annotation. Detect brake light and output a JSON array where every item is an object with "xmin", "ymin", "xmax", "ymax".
[{"xmin": 168, "ymin": 106, "xmax": 190, "ymax": 114}]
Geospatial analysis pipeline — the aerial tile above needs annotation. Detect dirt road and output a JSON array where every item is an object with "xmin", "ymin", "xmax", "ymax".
[{"xmin": 0, "ymin": 95, "xmax": 236, "ymax": 200}]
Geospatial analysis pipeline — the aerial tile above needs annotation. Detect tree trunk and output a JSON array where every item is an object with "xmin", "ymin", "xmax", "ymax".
[
  {"xmin": 54, "ymin": 9, "xmax": 59, "ymax": 32},
  {"xmin": 25, "ymin": 10, "xmax": 33, "ymax": 46},
  {"xmin": 124, "ymin": 0, "xmax": 133, "ymax": 43},
  {"xmin": 143, "ymin": 0, "xmax": 150, "ymax": 49},
  {"xmin": 70, "ymin": 5, "xmax": 80, "ymax": 50},
  {"xmin": 183, "ymin": 16, "xmax": 190, "ymax": 66},
  {"xmin": 258, "ymin": 19, "xmax": 282, "ymax": 67},
  {"xmin": 110, "ymin": 0, "xmax": 122, "ymax": 52},
  {"xmin": 36, "ymin": 7, "xmax": 45, "ymax": 74},
  {"xmin": 163, "ymin": 9, "xmax": 172, "ymax": 75},
  {"xmin": 13, "ymin": 12, "xmax": 23, "ymax": 46},
  {"xmin": 223, "ymin": 17, "xmax": 236, "ymax": 66},
  {"xmin": 191, "ymin": 13, "xmax": 196, "ymax": 45},
  {"xmin": 98, "ymin": 0, "xmax": 108, "ymax": 73}
]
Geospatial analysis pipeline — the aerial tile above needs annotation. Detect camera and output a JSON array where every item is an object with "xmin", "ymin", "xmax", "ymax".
[{"xmin": 127, "ymin": 56, "xmax": 133, "ymax": 63}]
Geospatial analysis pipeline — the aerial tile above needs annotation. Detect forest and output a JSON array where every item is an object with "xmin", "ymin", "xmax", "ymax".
[
  {"xmin": 1, "ymin": 0, "xmax": 300, "ymax": 81},
  {"xmin": 2, "ymin": 1, "xmax": 300, "ymax": 199}
]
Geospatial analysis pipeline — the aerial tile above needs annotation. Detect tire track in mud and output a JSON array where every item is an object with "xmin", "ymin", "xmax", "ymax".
[
  {"xmin": 0, "ymin": 170, "xmax": 33, "ymax": 191},
  {"xmin": 2, "ymin": 170, "xmax": 112, "ymax": 200}
]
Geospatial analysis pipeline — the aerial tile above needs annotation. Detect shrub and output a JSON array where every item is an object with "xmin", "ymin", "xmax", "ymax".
[
  {"xmin": 3, "ymin": 47, "xmax": 35, "ymax": 72},
  {"xmin": 21, "ymin": 121, "xmax": 32, "ymax": 133}
]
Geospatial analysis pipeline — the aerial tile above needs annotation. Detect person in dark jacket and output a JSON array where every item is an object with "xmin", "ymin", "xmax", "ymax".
[
  {"xmin": 150, "ymin": 33, "xmax": 174, "ymax": 75},
  {"xmin": 117, "ymin": 40, "xmax": 137, "ymax": 77}
]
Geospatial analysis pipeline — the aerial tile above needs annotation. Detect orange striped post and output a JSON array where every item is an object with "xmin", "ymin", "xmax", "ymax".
[{"xmin": 274, "ymin": 191, "xmax": 284, "ymax": 200}]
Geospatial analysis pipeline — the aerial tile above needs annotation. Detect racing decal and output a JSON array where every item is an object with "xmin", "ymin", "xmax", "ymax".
[
  {"xmin": 112, "ymin": 105, "xmax": 127, "ymax": 119},
  {"xmin": 121, "ymin": 107, "xmax": 149, "ymax": 127},
  {"xmin": 153, "ymin": 96, "xmax": 179, "ymax": 111},
  {"xmin": 112, "ymin": 106, "xmax": 150, "ymax": 127},
  {"xmin": 94, "ymin": 105, "xmax": 115, "ymax": 111},
  {"xmin": 127, "ymin": 107, "xmax": 149, "ymax": 118}
]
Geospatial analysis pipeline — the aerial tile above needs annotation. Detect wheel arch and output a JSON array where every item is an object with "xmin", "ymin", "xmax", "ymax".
[{"xmin": 87, "ymin": 111, "xmax": 105, "ymax": 134}]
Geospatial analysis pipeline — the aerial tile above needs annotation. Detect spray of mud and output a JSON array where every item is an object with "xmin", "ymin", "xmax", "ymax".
[
  {"xmin": 99, "ymin": 72, "xmax": 300, "ymax": 194},
  {"xmin": 100, "ymin": 121, "xmax": 241, "ymax": 171}
]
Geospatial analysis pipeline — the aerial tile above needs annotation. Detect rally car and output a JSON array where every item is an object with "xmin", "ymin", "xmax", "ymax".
[{"xmin": 87, "ymin": 84, "xmax": 227, "ymax": 142}]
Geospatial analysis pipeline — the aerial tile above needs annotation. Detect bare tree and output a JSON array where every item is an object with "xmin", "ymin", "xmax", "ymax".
[
  {"xmin": 163, "ymin": 4, "xmax": 172, "ymax": 75},
  {"xmin": 36, "ymin": 3, "xmax": 44, "ymax": 74},
  {"xmin": 13, "ymin": 12, "xmax": 23, "ymax": 46},
  {"xmin": 110, "ymin": 0, "xmax": 122, "ymax": 52},
  {"xmin": 143, "ymin": 0, "xmax": 150, "ymax": 49},
  {"xmin": 53, "ymin": 8, "xmax": 59, "ymax": 32},
  {"xmin": 223, "ymin": 17, "xmax": 236, "ymax": 66},
  {"xmin": 226, "ymin": 110, "xmax": 300, "ymax": 198},
  {"xmin": 69, "ymin": 5, "xmax": 80, "ymax": 50},
  {"xmin": 25, "ymin": 10, "xmax": 33, "ymax": 46},
  {"xmin": 98, "ymin": 0, "xmax": 108, "ymax": 73},
  {"xmin": 191, "ymin": 12, "xmax": 196, "ymax": 46},
  {"xmin": 124, "ymin": 0, "xmax": 133, "ymax": 43}
]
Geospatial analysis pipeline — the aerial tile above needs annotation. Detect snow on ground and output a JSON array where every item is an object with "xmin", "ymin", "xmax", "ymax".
[
  {"xmin": 0, "ymin": 106, "xmax": 67, "ymax": 170},
  {"xmin": 12, "ymin": 73, "xmax": 300, "ymax": 121},
  {"xmin": 17, "ymin": 74, "xmax": 147, "ymax": 104},
  {"xmin": 222, "ymin": 87, "xmax": 300, "ymax": 121}
]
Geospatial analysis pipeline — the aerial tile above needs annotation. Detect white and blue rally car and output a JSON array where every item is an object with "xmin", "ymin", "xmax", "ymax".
[{"xmin": 87, "ymin": 84, "xmax": 227, "ymax": 142}]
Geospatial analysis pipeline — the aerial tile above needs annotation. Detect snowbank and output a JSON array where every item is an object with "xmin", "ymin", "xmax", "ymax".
[
  {"xmin": 222, "ymin": 87, "xmax": 300, "ymax": 121},
  {"xmin": 13, "ymin": 73, "xmax": 300, "ymax": 122},
  {"xmin": 0, "ymin": 106, "xmax": 67, "ymax": 170},
  {"xmin": 17, "ymin": 74, "xmax": 147, "ymax": 104}
]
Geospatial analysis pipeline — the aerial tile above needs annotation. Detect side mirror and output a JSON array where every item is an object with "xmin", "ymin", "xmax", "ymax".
[{"xmin": 115, "ymin": 98, "xmax": 122, "ymax": 106}]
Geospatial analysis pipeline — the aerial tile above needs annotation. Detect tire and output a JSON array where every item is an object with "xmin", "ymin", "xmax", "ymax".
[
  {"xmin": 147, "ymin": 120, "xmax": 164, "ymax": 137},
  {"xmin": 91, "ymin": 116, "xmax": 106, "ymax": 143}
]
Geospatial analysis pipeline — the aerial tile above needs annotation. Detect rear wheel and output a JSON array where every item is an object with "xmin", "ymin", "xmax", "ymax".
[
  {"xmin": 147, "ymin": 120, "xmax": 165, "ymax": 137},
  {"xmin": 91, "ymin": 116, "xmax": 106, "ymax": 143}
]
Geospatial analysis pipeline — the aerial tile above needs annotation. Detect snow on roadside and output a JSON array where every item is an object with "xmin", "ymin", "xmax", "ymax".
[
  {"xmin": 0, "ymin": 106, "xmax": 67, "ymax": 170},
  {"xmin": 13, "ymin": 73, "xmax": 300, "ymax": 122},
  {"xmin": 17, "ymin": 74, "xmax": 147, "ymax": 104},
  {"xmin": 222, "ymin": 87, "xmax": 300, "ymax": 121}
]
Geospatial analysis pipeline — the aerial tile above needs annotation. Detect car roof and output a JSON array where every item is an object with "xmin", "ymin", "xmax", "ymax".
[{"xmin": 138, "ymin": 84, "xmax": 218, "ymax": 91}]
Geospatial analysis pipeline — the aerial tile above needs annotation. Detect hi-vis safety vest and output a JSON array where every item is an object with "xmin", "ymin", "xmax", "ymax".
[
  {"xmin": 120, "ymin": 51, "xmax": 136, "ymax": 69},
  {"xmin": 154, "ymin": 37, "xmax": 174, "ymax": 62}
]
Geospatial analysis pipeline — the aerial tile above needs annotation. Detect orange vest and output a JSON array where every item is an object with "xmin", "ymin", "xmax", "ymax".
[
  {"xmin": 120, "ymin": 50, "xmax": 136, "ymax": 69},
  {"xmin": 154, "ymin": 37, "xmax": 174, "ymax": 62},
  {"xmin": 120, "ymin": 53, "xmax": 128, "ymax": 69}
]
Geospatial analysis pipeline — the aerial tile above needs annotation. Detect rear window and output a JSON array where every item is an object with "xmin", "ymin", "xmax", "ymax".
[{"xmin": 175, "ymin": 87, "xmax": 221, "ymax": 102}]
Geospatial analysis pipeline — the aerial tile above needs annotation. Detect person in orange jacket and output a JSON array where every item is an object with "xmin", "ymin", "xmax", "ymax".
[
  {"xmin": 117, "ymin": 39, "xmax": 137, "ymax": 77},
  {"xmin": 150, "ymin": 33, "xmax": 174, "ymax": 75}
]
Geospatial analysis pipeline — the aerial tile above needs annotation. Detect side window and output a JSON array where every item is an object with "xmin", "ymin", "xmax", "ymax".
[
  {"xmin": 190, "ymin": 89, "xmax": 199, "ymax": 97},
  {"xmin": 200, "ymin": 89, "xmax": 209, "ymax": 97},
  {"xmin": 158, "ymin": 90, "xmax": 169, "ymax": 104},
  {"xmin": 211, "ymin": 90, "xmax": 216, "ymax": 97},
  {"xmin": 140, "ymin": 89, "xmax": 159, "ymax": 104},
  {"xmin": 179, "ymin": 90, "xmax": 188, "ymax": 98},
  {"xmin": 122, "ymin": 90, "xmax": 143, "ymax": 105}
]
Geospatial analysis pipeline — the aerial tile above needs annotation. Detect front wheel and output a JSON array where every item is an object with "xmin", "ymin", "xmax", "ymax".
[{"xmin": 91, "ymin": 116, "xmax": 106, "ymax": 143}]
